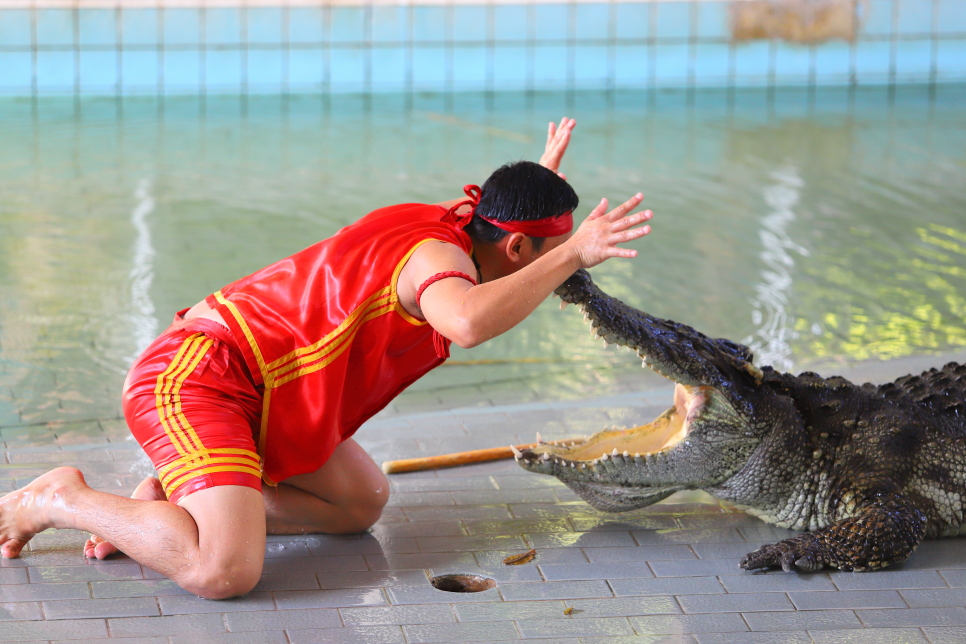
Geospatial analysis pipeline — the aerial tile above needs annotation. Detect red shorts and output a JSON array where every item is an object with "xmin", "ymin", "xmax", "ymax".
[{"xmin": 122, "ymin": 312, "xmax": 264, "ymax": 504}]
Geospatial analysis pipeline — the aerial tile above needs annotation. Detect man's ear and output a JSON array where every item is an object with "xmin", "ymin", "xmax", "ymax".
[{"xmin": 503, "ymin": 232, "xmax": 529, "ymax": 263}]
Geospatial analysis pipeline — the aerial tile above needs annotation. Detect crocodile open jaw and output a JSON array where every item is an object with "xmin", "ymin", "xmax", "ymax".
[{"xmin": 515, "ymin": 383, "xmax": 711, "ymax": 467}]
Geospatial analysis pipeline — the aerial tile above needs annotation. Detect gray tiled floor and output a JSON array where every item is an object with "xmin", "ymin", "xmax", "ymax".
[{"xmin": 4, "ymin": 356, "xmax": 966, "ymax": 643}]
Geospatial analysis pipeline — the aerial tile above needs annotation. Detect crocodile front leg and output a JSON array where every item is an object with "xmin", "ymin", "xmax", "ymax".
[{"xmin": 739, "ymin": 493, "xmax": 927, "ymax": 572}]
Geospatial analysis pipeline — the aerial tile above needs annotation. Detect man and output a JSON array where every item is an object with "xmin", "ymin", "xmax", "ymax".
[{"xmin": 0, "ymin": 118, "xmax": 652, "ymax": 598}]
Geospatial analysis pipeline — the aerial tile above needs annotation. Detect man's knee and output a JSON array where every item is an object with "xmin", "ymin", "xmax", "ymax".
[
  {"xmin": 338, "ymin": 483, "xmax": 389, "ymax": 534},
  {"xmin": 183, "ymin": 557, "xmax": 263, "ymax": 600},
  {"xmin": 176, "ymin": 485, "xmax": 267, "ymax": 599},
  {"xmin": 369, "ymin": 471, "xmax": 390, "ymax": 511}
]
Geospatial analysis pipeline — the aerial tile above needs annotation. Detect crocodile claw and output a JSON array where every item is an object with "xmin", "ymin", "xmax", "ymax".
[{"xmin": 740, "ymin": 538, "xmax": 823, "ymax": 573}]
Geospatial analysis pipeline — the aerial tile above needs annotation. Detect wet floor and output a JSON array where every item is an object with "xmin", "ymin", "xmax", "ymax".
[{"xmin": 4, "ymin": 350, "xmax": 966, "ymax": 644}]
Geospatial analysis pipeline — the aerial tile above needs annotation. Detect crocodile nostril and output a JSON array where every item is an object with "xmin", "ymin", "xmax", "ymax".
[{"xmin": 430, "ymin": 574, "xmax": 496, "ymax": 593}]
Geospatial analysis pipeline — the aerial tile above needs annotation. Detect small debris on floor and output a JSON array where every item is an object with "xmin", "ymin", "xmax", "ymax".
[{"xmin": 503, "ymin": 548, "xmax": 537, "ymax": 565}]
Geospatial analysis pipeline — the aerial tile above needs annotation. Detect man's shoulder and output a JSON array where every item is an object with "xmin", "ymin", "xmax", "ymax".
[{"xmin": 366, "ymin": 202, "xmax": 444, "ymax": 218}]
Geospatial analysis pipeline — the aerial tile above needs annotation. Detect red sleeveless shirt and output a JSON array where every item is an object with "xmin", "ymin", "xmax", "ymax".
[{"xmin": 206, "ymin": 203, "xmax": 473, "ymax": 484}]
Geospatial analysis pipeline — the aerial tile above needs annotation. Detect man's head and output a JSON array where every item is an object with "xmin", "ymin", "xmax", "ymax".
[{"xmin": 467, "ymin": 160, "xmax": 579, "ymax": 253}]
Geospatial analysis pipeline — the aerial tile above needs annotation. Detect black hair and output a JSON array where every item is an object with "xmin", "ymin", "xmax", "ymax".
[{"xmin": 466, "ymin": 160, "xmax": 579, "ymax": 251}]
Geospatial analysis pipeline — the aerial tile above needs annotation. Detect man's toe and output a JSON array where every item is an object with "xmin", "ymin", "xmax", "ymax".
[
  {"xmin": 93, "ymin": 540, "xmax": 118, "ymax": 559},
  {"xmin": 1, "ymin": 537, "xmax": 28, "ymax": 559}
]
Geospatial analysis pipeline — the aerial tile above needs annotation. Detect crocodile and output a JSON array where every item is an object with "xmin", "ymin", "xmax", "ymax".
[{"xmin": 515, "ymin": 269, "xmax": 966, "ymax": 573}]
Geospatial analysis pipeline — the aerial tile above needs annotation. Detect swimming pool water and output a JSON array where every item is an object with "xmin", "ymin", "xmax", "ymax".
[{"xmin": 0, "ymin": 86, "xmax": 964, "ymax": 427}]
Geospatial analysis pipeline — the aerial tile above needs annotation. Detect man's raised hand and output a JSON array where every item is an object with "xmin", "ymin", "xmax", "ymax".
[
  {"xmin": 539, "ymin": 117, "xmax": 575, "ymax": 179},
  {"xmin": 565, "ymin": 193, "xmax": 653, "ymax": 269}
]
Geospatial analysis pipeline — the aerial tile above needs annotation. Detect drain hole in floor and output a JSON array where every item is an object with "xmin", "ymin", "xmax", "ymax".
[{"xmin": 430, "ymin": 574, "xmax": 496, "ymax": 593}]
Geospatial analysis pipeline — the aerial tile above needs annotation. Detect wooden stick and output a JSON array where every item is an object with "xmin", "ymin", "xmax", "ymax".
[{"xmin": 381, "ymin": 438, "xmax": 584, "ymax": 474}]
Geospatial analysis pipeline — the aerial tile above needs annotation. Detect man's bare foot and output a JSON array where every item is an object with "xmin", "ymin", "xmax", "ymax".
[
  {"xmin": 84, "ymin": 476, "xmax": 166, "ymax": 560},
  {"xmin": 0, "ymin": 466, "xmax": 87, "ymax": 559}
]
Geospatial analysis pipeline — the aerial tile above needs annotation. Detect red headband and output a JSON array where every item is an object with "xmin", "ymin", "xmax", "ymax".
[{"xmin": 454, "ymin": 184, "xmax": 574, "ymax": 238}]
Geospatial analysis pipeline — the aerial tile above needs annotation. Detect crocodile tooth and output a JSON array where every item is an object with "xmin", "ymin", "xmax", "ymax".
[
  {"xmin": 601, "ymin": 453, "xmax": 609, "ymax": 461},
  {"xmin": 554, "ymin": 458, "xmax": 561, "ymax": 465},
  {"xmin": 623, "ymin": 450, "xmax": 629, "ymax": 458},
  {"xmin": 559, "ymin": 300, "xmax": 569, "ymax": 310},
  {"xmin": 540, "ymin": 452, "xmax": 551, "ymax": 462},
  {"xmin": 535, "ymin": 432, "xmax": 544, "ymax": 445},
  {"xmin": 570, "ymin": 462, "xmax": 576, "ymax": 468},
  {"xmin": 510, "ymin": 445, "xmax": 522, "ymax": 459},
  {"xmin": 579, "ymin": 463, "xmax": 586, "ymax": 469},
  {"xmin": 743, "ymin": 361, "xmax": 764, "ymax": 382},
  {"xmin": 612, "ymin": 448, "xmax": 619, "ymax": 456}
]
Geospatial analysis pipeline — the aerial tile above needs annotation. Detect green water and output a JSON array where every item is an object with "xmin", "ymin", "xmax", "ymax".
[{"xmin": 1, "ymin": 87, "xmax": 965, "ymax": 427}]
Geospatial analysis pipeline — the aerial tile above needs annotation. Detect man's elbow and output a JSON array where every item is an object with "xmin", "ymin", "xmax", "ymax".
[
  {"xmin": 452, "ymin": 337, "xmax": 482, "ymax": 350},
  {"xmin": 447, "ymin": 320, "xmax": 487, "ymax": 349}
]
